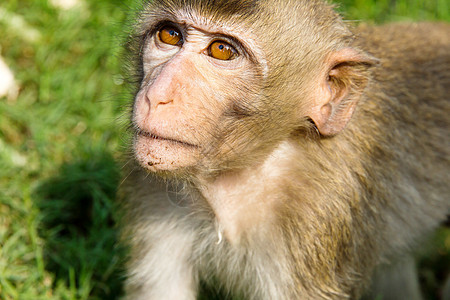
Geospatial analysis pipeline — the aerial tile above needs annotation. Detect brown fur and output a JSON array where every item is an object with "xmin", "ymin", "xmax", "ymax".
[{"xmin": 120, "ymin": 0, "xmax": 450, "ymax": 299}]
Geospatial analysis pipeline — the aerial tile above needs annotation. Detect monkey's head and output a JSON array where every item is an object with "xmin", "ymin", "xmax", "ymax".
[{"xmin": 129, "ymin": 0, "xmax": 376, "ymax": 178}]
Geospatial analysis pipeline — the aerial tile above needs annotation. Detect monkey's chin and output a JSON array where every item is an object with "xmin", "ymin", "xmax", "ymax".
[{"xmin": 134, "ymin": 133, "xmax": 200, "ymax": 172}]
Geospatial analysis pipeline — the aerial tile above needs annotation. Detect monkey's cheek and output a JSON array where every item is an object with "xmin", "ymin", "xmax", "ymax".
[{"xmin": 134, "ymin": 135, "xmax": 200, "ymax": 171}]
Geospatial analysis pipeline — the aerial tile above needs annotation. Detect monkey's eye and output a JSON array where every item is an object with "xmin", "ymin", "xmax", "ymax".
[
  {"xmin": 158, "ymin": 26, "xmax": 182, "ymax": 46},
  {"xmin": 208, "ymin": 41, "xmax": 237, "ymax": 60}
]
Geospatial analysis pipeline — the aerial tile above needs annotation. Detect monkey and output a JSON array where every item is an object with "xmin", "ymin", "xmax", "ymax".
[{"xmin": 119, "ymin": 0, "xmax": 450, "ymax": 299}]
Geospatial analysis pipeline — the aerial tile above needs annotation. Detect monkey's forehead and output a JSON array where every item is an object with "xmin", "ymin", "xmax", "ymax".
[
  {"xmin": 142, "ymin": 0, "xmax": 261, "ymax": 21},
  {"xmin": 138, "ymin": 0, "xmax": 264, "ymax": 34}
]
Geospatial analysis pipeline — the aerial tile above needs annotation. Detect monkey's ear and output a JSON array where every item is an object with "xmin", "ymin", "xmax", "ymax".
[{"xmin": 309, "ymin": 48, "xmax": 378, "ymax": 136}]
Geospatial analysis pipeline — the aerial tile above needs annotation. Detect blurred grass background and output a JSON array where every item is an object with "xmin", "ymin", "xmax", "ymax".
[{"xmin": 0, "ymin": 0, "xmax": 448, "ymax": 299}]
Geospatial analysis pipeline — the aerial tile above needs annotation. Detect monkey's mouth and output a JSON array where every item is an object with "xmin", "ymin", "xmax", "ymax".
[
  {"xmin": 137, "ymin": 129, "xmax": 199, "ymax": 148},
  {"xmin": 134, "ymin": 128, "xmax": 201, "ymax": 171}
]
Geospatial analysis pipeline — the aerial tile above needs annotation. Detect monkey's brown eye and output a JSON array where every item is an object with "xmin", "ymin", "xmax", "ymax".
[
  {"xmin": 208, "ymin": 41, "xmax": 237, "ymax": 60},
  {"xmin": 158, "ymin": 26, "xmax": 182, "ymax": 45}
]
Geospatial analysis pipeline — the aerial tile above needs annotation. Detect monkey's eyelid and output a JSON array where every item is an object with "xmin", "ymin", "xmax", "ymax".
[
  {"xmin": 145, "ymin": 21, "xmax": 186, "ymax": 44},
  {"xmin": 157, "ymin": 26, "xmax": 185, "ymax": 46},
  {"xmin": 210, "ymin": 34, "xmax": 244, "ymax": 54},
  {"xmin": 208, "ymin": 34, "xmax": 260, "ymax": 65},
  {"xmin": 207, "ymin": 40, "xmax": 238, "ymax": 60}
]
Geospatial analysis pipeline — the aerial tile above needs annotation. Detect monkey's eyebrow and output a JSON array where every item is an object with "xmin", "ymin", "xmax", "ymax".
[
  {"xmin": 144, "ymin": 20, "xmax": 187, "ymax": 38},
  {"xmin": 189, "ymin": 24, "xmax": 260, "ymax": 65}
]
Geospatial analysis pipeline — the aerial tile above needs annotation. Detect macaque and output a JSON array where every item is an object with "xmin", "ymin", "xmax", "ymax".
[{"xmin": 120, "ymin": 0, "xmax": 450, "ymax": 299}]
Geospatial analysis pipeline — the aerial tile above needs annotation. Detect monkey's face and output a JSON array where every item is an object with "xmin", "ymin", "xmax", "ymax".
[
  {"xmin": 132, "ymin": 17, "xmax": 267, "ymax": 174},
  {"xmin": 131, "ymin": 2, "xmax": 373, "ymax": 176}
]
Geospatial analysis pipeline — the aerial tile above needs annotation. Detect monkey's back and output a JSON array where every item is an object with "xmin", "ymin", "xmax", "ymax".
[
  {"xmin": 349, "ymin": 23, "xmax": 450, "ymax": 251},
  {"xmin": 355, "ymin": 22, "xmax": 449, "ymax": 128}
]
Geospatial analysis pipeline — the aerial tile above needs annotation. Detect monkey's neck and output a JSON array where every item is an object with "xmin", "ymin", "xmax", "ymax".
[{"xmin": 197, "ymin": 140, "xmax": 298, "ymax": 245}]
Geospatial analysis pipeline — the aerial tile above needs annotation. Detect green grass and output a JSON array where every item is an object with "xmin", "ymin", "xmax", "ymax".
[
  {"xmin": 338, "ymin": 0, "xmax": 449, "ymax": 21},
  {"xmin": 0, "ymin": 0, "xmax": 448, "ymax": 299}
]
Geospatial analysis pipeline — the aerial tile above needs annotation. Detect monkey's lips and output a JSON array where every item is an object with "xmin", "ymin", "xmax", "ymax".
[
  {"xmin": 137, "ymin": 129, "xmax": 198, "ymax": 148},
  {"xmin": 134, "ymin": 129, "xmax": 200, "ymax": 171}
]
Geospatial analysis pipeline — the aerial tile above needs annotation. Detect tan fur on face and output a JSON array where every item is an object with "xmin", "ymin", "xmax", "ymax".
[{"xmin": 132, "ymin": 9, "xmax": 266, "ymax": 173}]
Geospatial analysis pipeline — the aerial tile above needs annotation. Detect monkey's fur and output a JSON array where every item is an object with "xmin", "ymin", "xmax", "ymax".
[{"xmin": 120, "ymin": 0, "xmax": 450, "ymax": 299}]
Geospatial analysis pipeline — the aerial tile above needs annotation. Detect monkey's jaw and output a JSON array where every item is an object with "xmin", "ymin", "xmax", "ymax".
[{"xmin": 134, "ymin": 131, "xmax": 201, "ymax": 172}]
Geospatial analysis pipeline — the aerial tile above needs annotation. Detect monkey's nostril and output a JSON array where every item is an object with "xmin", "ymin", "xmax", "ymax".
[
  {"xmin": 158, "ymin": 99, "xmax": 173, "ymax": 105},
  {"xmin": 151, "ymin": 97, "xmax": 174, "ymax": 106}
]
